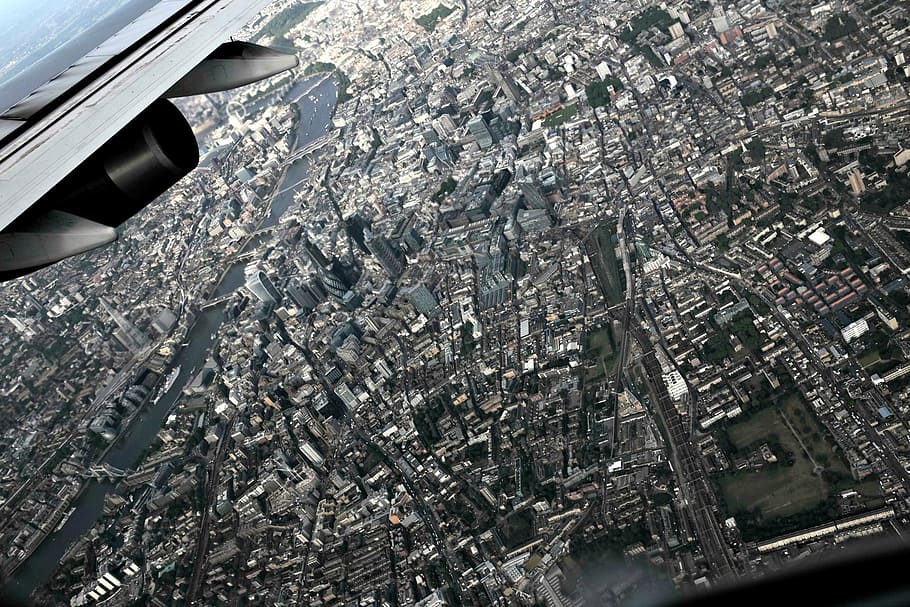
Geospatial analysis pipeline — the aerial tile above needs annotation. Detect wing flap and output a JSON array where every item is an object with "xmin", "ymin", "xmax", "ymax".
[{"xmin": 3, "ymin": 56, "xmax": 108, "ymax": 121}]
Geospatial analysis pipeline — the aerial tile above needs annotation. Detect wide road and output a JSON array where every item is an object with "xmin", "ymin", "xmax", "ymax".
[{"xmin": 186, "ymin": 420, "xmax": 232, "ymax": 603}]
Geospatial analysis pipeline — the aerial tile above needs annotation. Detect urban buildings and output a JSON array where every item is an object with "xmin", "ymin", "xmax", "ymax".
[
  {"xmin": 2, "ymin": 0, "xmax": 910, "ymax": 605},
  {"xmin": 244, "ymin": 264, "xmax": 282, "ymax": 306},
  {"xmin": 364, "ymin": 227, "xmax": 406, "ymax": 278}
]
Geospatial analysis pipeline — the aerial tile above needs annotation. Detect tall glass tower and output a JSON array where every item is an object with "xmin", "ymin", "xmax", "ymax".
[{"xmin": 244, "ymin": 264, "xmax": 282, "ymax": 306}]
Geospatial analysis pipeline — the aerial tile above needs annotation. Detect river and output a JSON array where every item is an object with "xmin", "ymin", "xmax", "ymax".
[{"xmin": 2, "ymin": 74, "xmax": 338, "ymax": 604}]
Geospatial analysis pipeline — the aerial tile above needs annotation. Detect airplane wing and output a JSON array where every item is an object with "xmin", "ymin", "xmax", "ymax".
[{"xmin": 0, "ymin": 0, "xmax": 299, "ymax": 280}]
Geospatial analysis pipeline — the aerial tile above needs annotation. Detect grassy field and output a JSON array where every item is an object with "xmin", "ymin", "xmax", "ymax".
[
  {"xmin": 416, "ymin": 3, "xmax": 455, "ymax": 31},
  {"xmin": 858, "ymin": 350, "xmax": 902, "ymax": 375},
  {"xmin": 851, "ymin": 478, "xmax": 886, "ymax": 509},
  {"xmin": 717, "ymin": 395, "xmax": 852, "ymax": 519},
  {"xmin": 719, "ymin": 409, "xmax": 828, "ymax": 518},
  {"xmin": 500, "ymin": 509, "xmax": 536, "ymax": 549},
  {"xmin": 255, "ymin": 2, "xmax": 322, "ymax": 42},
  {"xmin": 543, "ymin": 104, "xmax": 578, "ymax": 127},
  {"xmin": 780, "ymin": 395, "xmax": 850, "ymax": 475},
  {"xmin": 585, "ymin": 324, "xmax": 617, "ymax": 381},
  {"xmin": 858, "ymin": 351, "xmax": 882, "ymax": 369}
]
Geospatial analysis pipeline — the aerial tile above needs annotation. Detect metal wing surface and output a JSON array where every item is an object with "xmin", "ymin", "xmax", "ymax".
[{"xmin": 0, "ymin": 0, "xmax": 277, "ymax": 233}]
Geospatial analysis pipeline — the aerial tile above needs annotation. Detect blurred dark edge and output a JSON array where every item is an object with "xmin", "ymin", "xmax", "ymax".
[
  {"xmin": 668, "ymin": 535, "xmax": 910, "ymax": 607},
  {"xmin": 4, "ymin": 536, "xmax": 910, "ymax": 606}
]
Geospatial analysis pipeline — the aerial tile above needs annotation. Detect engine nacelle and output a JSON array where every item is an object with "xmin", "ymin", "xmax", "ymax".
[
  {"xmin": 41, "ymin": 99, "xmax": 199, "ymax": 226},
  {"xmin": 164, "ymin": 41, "xmax": 299, "ymax": 98},
  {"xmin": 0, "ymin": 99, "xmax": 198, "ymax": 279}
]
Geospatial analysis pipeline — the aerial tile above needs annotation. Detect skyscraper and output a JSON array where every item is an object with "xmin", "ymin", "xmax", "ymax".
[
  {"xmin": 467, "ymin": 116, "xmax": 493, "ymax": 150},
  {"xmin": 244, "ymin": 264, "xmax": 282, "ymax": 306},
  {"xmin": 517, "ymin": 208, "xmax": 553, "ymax": 233},
  {"xmin": 405, "ymin": 283, "xmax": 440, "ymax": 318},
  {"xmin": 485, "ymin": 65, "xmax": 523, "ymax": 102},
  {"xmin": 364, "ymin": 228, "xmax": 405, "ymax": 278},
  {"xmin": 99, "ymin": 298, "xmax": 151, "ymax": 354},
  {"xmin": 302, "ymin": 239, "xmax": 352, "ymax": 301},
  {"xmin": 478, "ymin": 255, "xmax": 511, "ymax": 310},
  {"xmin": 519, "ymin": 182, "xmax": 549, "ymax": 210},
  {"xmin": 286, "ymin": 278, "xmax": 321, "ymax": 312},
  {"xmin": 3, "ymin": 314, "xmax": 36, "ymax": 340},
  {"xmin": 151, "ymin": 309, "xmax": 178, "ymax": 335}
]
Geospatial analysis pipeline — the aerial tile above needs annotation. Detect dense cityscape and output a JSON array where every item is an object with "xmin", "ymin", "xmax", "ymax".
[{"xmin": 2, "ymin": 0, "xmax": 910, "ymax": 604}]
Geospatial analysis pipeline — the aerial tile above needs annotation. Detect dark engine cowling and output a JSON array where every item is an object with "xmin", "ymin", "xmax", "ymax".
[
  {"xmin": 0, "ymin": 100, "xmax": 198, "ymax": 280},
  {"xmin": 39, "ymin": 99, "xmax": 199, "ymax": 226}
]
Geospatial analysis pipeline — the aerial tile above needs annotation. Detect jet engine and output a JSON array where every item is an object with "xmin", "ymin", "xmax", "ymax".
[
  {"xmin": 0, "ymin": 40, "xmax": 299, "ymax": 281},
  {"xmin": 39, "ymin": 99, "xmax": 199, "ymax": 226},
  {"xmin": 0, "ymin": 99, "xmax": 198, "ymax": 279}
]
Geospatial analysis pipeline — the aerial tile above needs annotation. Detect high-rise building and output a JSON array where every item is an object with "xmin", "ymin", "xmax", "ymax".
[
  {"xmin": 841, "ymin": 318, "xmax": 870, "ymax": 343},
  {"xmin": 670, "ymin": 22, "xmax": 685, "ymax": 39},
  {"xmin": 517, "ymin": 208, "xmax": 553, "ymax": 233},
  {"xmin": 302, "ymin": 239, "xmax": 352, "ymax": 301},
  {"xmin": 336, "ymin": 334, "xmax": 362, "ymax": 364},
  {"xmin": 416, "ymin": 590, "xmax": 450, "ymax": 607},
  {"xmin": 467, "ymin": 116, "xmax": 493, "ymax": 150},
  {"xmin": 99, "ymin": 298, "xmax": 151, "ymax": 354},
  {"xmin": 364, "ymin": 228, "xmax": 405, "ymax": 278},
  {"xmin": 3, "ymin": 314, "xmax": 36, "ymax": 340},
  {"xmin": 422, "ymin": 128, "xmax": 440, "ymax": 144},
  {"xmin": 849, "ymin": 170, "xmax": 866, "ymax": 195},
  {"xmin": 432, "ymin": 114, "xmax": 457, "ymax": 139},
  {"xmin": 286, "ymin": 278, "xmax": 322, "ymax": 311},
  {"xmin": 478, "ymin": 255, "xmax": 511, "ymax": 310},
  {"xmin": 402, "ymin": 228, "xmax": 424, "ymax": 254},
  {"xmin": 485, "ymin": 66, "xmax": 523, "ymax": 102},
  {"xmin": 405, "ymin": 283, "xmax": 441, "ymax": 318},
  {"xmin": 391, "ymin": 214, "xmax": 425, "ymax": 254},
  {"xmin": 151, "ymin": 309, "xmax": 178, "ymax": 335},
  {"xmin": 519, "ymin": 182, "xmax": 548, "ymax": 210},
  {"xmin": 244, "ymin": 265, "xmax": 282, "ymax": 306},
  {"xmin": 335, "ymin": 383, "xmax": 359, "ymax": 411}
]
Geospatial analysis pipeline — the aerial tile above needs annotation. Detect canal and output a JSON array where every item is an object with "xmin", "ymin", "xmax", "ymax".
[{"xmin": 3, "ymin": 74, "xmax": 338, "ymax": 603}]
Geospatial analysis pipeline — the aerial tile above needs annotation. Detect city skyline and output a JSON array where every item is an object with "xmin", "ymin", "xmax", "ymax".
[{"xmin": 2, "ymin": 0, "xmax": 910, "ymax": 605}]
